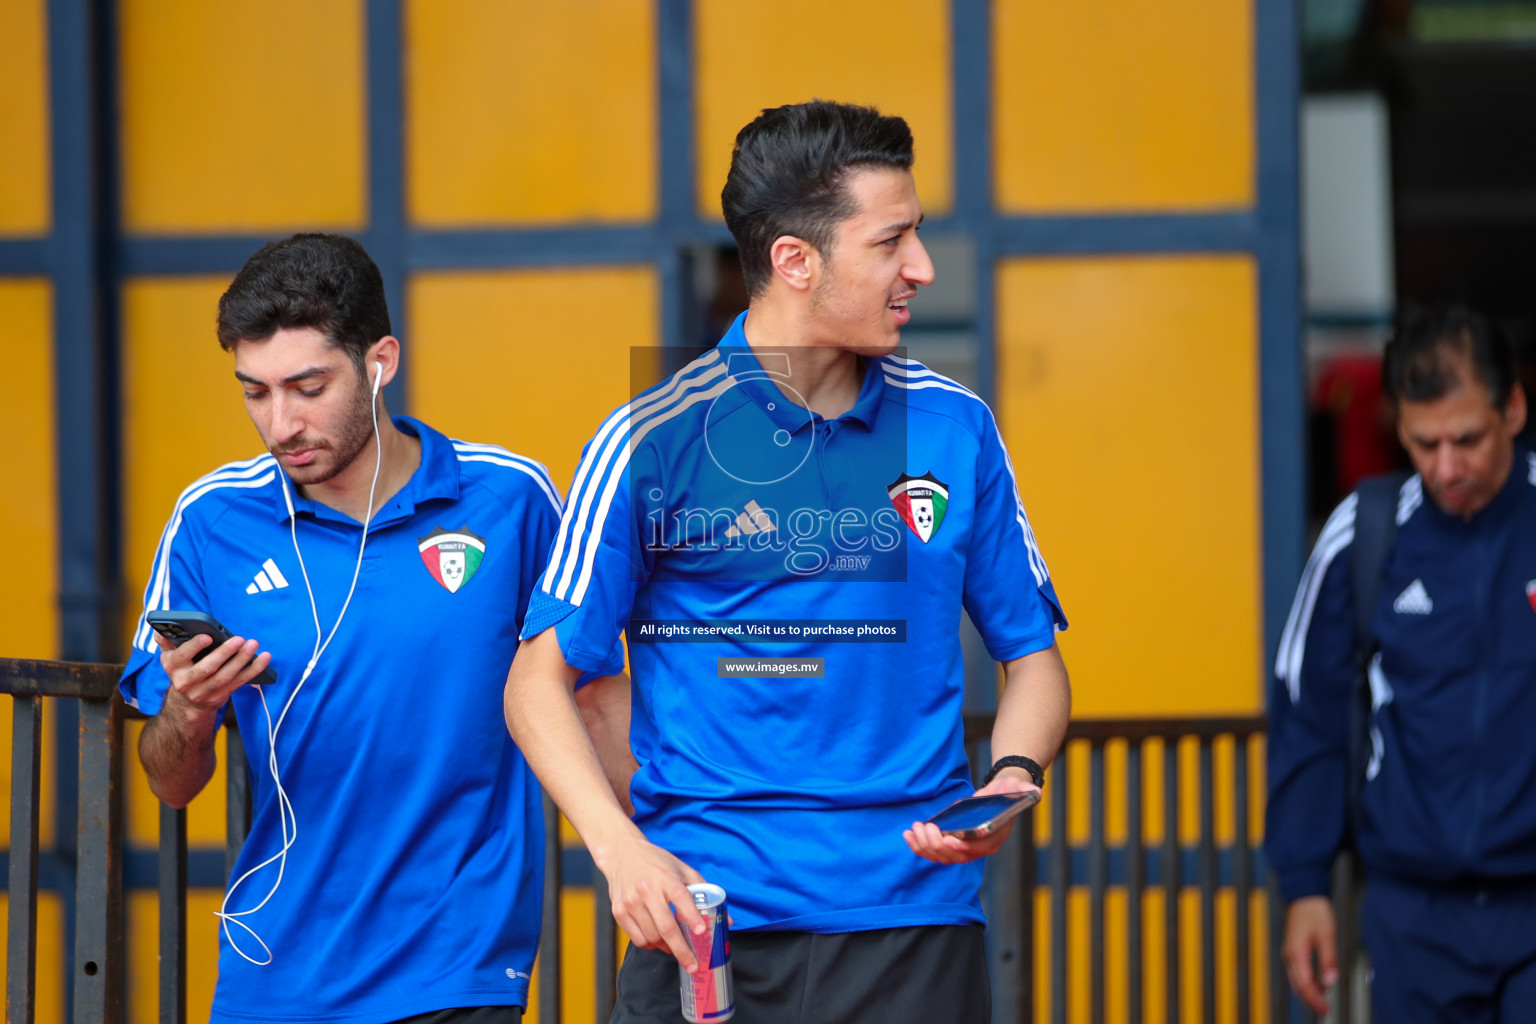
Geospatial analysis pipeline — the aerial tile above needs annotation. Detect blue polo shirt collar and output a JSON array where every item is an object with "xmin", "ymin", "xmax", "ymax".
[
  {"xmin": 273, "ymin": 416, "xmax": 461, "ymax": 526},
  {"xmin": 720, "ymin": 311, "xmax": 886, "ymax": 432}
]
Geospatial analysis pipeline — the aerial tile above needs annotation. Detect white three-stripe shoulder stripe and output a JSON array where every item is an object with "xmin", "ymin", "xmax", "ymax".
[
  {"xmin": 544, "ymin": 349, "xmax": 731, "ymax": 606},
  {"xmin": 133, "ymin": 455, "xmax": 278, "ymax": 654},
  {"xmin": 1528, "ymin": 451, "xmax": 1536, "ymax": 486},
  {"xmin": 451, "ymin": 440, "xmax": 562, "ymax": 514},
  {"xmin": 881, "ymin": 353, "xmax": 982, "ymax": 399},
  {"xmin": 1396, "ymin": 475, "xmax": 1423, "ymax": 526},
  {"xmin": 1275, "ymin": 493, "xmax": 1358, "ymax": 704},
  {"xmin": 882, "ymin": 356, "xmax": 1051, "ymax": 587}
]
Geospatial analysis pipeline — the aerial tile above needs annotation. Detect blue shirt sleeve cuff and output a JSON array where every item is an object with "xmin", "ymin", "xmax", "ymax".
[
  {"xmin": 1278, "ymin": 868, "xmax": 1334, "ymax": 903},
  {"xmin": 521, "ymin": 590, "xmax": 626, "ymax": 678},
  {"xmin": 521, "ymin": 589, "xmax": 578, "ymax": 643}
]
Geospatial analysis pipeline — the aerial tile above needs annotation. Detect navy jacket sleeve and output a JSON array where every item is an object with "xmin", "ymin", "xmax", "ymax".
[{"xmin": 1265, "ymin": 494, "xmax": 1361, "ymax": 902}]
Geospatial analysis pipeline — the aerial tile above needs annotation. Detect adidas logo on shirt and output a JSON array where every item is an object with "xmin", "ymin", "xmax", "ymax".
[
  {"xmin": 246, "ymin": 558, "xmax": 290, "ymax": 595},
  {"xmin": 1393, "ymin": 578, "xmax": 1433, "ymax": 615},
  {"xmin": 724, "ymin": 500, "xmax": 776, "ymax": 539}
]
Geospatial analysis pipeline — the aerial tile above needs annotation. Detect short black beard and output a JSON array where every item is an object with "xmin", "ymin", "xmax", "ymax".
[{"xmin": 279, "ymin": 373, "xmax": 377, "ymax": 488}]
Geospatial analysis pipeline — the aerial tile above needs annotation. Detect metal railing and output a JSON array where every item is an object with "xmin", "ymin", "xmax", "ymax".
[
  {"xmin": 5, "ymin": 659, "xmax": 124, "ymax": 1024},
  {"xmin": 2, "ymin": 657, "xmax": 1355, "ymax": 1023},
  {"xmin": 963, "ymin": 715, "xmax": 1276, "ymax": 1024}
]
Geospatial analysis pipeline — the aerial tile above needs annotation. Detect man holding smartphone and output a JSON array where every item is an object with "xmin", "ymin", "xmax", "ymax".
[
  {"xmin": 121, "ymin": 233, "xmax": 623, "ymax": 1024},
  {"xmin": 505, "ymin": 101, "xmax": 1071, "ymax": 1023}
]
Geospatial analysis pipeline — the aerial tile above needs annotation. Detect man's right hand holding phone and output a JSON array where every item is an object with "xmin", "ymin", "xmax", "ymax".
[
  {"xmin": 153, "ymin": 629, "xmax": 272, "ymax": 724},
  {"xmin": 142, "ymin": 632, "xmax": 272, "ymax": 808}
]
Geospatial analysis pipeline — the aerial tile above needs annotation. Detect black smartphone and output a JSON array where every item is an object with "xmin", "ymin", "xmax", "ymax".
[
  {"xmin": 146, "ymin": 609, "xmax": 278, "ymax": 686},
  {"xmin": 924, "ymin": 790, "xmax": 1040, "ymax": 839}
]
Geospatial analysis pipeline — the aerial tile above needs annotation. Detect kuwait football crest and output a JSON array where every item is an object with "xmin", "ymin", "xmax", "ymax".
[
  {"xmin": 887, "ymin": 472, "xmax": 949, "ymax": 543},
  {"xmin": 1527, "ymin": 579, "xmax": 1536, "ymax": 615},
  {"xmin": 418, "ymin": 527, "xmax": 486, "ymax": 593}
]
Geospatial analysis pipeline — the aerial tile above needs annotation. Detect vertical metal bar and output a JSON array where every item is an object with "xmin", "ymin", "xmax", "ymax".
[
  {"xmin": 950, "ymin": 0, "xmax": 998, "ymax": 410},
  {"xmin": 1199, "ymin": 738, "xmax": 1217, "ymax": 1024},
  {"xmin": 1235, "ymin": 735, "xmax": 1252, "ymax": 1024},
  {"xmin": 951, "ymin": 0, "xmax": 991, "ymax": 228},
  {"xmin": 48, "ymin": 0, "xmax": 121, "ymax": 668},
  {"xmin": 981, "ymin": 734, "xmax": 1029, "ymax": 1024},
  {"xmin": 1127, "ymin": 739, "xmax": 1144, "ymax": 1024},
  {"xmin": 539, "ymin": 793, "xmax": 562, "ymax": 1024},
  {"xmin": 49, "ymin": 0, "xmax": 120, "ymax": 1004},
  {"xmin": 1050, "ymin": 745, "xmax": 1069, "ymax": 1024},
  {"xmin": 657, "ymin": 0, "xmax": 696, "ymax": 352},
  {"xmin": 72, "ymin": 696, "xmax": 123, "ymax": 1024},
  {"xmin": 158, "ymin": 800, "xmax": 187, "ymax": 1024},
  {"xmin": 224, "ymin": 718, "xmax": 250, "ymax": 883},
  {"xmin": 657, "ymin": 0, "xmax": 695, "ymax": 233},
  {"xmin": 594, "ymin": 870, "xmax": 617, "ymax": 1024},
  {"xmin": 1255, "ymin": 0, "xmax": 1307, "ymax": 672},
  {"xmin": 1163, "ymin": 738, "xmax": 1181, "ymax": 1024},
  {"xmin": 365, "ymin": 0, "xmax": 408, "ymax": 414},
  {"xmin": 1089, "ymin": 741, "xmax": 1106, "ymax": 1024},
  {"xmin": 1252, "ymin": 0, "xmax": 1308, "ymax": 1001},
  {"xmin": 659, "ymin": 245, "xmax": 690, "ymax": 360},
  {"xmin": 54, "ymin": 701, "xmax": 80, "ymax": 1023},
  {"xmin": 1269, "ymin": 875, "xmax": 1288, "ymax": 1024},
  {"xmin": 1018, "ymin": 778, "xmax": 1038, "ymax": 1024},
  {"xmin": 8, "ymin": 695, "xmax": 43, "ymax": 1024},
  {"xmin": 1331, "ymin": 854, "xmax": 1355, "ymax": 1024}
]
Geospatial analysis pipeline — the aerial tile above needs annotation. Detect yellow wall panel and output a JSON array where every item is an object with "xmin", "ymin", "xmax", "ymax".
[
  {"xmin": 409, "ymin": 267, "xmax": 659, "ymax": 493},
  {"xmin": 994, "ymin": 0, "xmax": 1253, "ymax": 212},
  {"xmin": 407, "ymin": 0, "xmax": 656, "ymax": 226},
  {"xmin": 0, "ymin": 280, "xmax": 62, "ymax": 891},
  {"xmin": 127, "ymin": 889, "xmax": 222, "ymax": 1023},
  {"xmin": 695, "ymin": 0, "xmax": 952, "ymax": 220},
  {"xmin": 997, "ymin": 256, "xmax": 1261, "ymax": 715},
  {"xmin": 0, "ymin": 894, "xmax": 65, "ymax": 1024},
  {"xmin": 0, "ymin": 0, "xmax": 51, "ymax": 234},
  {"xmin": 121, "ymin": 276, "xmax": 258, "ymax": 678},
  {"xmin": 0, "ymin": 280, "xmax": 58, "ymax": 660},
  {"xmin": 525, "ymin": 886, "xmax": 609, "ymax": 1023},
  {"xmin": 120, "ymin": 0, "xmax": 365, "ymax": 232}
]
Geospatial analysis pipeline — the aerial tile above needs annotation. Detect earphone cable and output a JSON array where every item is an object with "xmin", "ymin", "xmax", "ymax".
[{"xmin": 218, "ymin": 365, "xmax": 386, "ymax": 965}]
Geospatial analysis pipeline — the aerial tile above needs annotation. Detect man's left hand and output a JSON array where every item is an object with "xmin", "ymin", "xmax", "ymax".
[{"xmin": 903, "ymin": 771, "xmax": 1040, "ymax": 865}]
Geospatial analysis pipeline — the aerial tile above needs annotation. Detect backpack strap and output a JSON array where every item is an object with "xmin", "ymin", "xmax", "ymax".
[
  {"xmin": 1350, "ymin": 471, "xmax": 1411, "ymax": 666},
  {"xmin": 1344, "ymin": 470, "xmax": 1411, "ymax": 843}
]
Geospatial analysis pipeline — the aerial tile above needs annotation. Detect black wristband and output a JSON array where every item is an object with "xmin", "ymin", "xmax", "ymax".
[{"xmin": 983, "ymin": 755, "xmax": 1044, "ymax": 788}]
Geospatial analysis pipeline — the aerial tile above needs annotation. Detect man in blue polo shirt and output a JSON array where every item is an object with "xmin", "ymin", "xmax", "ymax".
[
  {"xmin": 505, "ymin": 101, "xmax": 1071, "ymax": 1023},
  {"xmin": 122, "ymin": 234, "xmax": 620, "ymax": 1024}
]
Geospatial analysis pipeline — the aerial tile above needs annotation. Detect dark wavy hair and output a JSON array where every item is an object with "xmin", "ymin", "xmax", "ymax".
[
  {"xmin": 1382, "ymin": 306, "xmax": 1516, "ymax": 409},
  {"xmin": 721, "ymin": 100, "xmax": 914, "ymax": 298},
  {"xmin": 216, "ymin": 233, "xmax": 391, "ymax": 375}
]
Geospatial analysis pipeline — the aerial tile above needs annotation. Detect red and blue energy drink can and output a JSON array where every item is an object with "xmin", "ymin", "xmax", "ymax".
[{"xmin": 678, "ymin": 883, "xmax": 733, "ymax": 1023}]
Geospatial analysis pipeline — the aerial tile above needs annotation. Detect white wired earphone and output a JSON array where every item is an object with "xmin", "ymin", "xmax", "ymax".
[{"xmin": 218, "ymin": 358, "xmax": 385, "ymax": 965}]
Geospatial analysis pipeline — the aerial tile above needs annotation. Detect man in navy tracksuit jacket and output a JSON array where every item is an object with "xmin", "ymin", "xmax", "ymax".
[{"xmin": 1267, "ymin": 307, "xmax": 1536, "ymax": 1022}]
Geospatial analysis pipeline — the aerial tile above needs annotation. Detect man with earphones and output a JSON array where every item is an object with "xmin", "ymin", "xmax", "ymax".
[{"xmin": 120, "ymin": 233, "xmax": 622, "ymax": 1024}]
